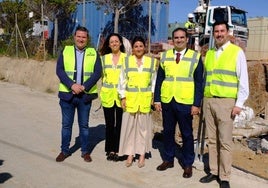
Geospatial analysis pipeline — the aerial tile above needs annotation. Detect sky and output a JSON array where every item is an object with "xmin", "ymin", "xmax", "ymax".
[{"xmin": 169, "ymin": 0, "xmax": 268, "ymax": 23}]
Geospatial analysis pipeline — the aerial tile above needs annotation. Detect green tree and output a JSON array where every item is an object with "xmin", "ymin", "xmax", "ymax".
[
  {"xmin": 94, "ymin": 0, "xmax": 142, "ymax": 33},
  {"xmin": 0, "ymin": 0, "xmax": 33, "ymax": 56},
  {"xmin": 0, "ymin": 0, "xmax": 32, "ymax": 34},
  {"xmin": 24, "ymin": 0, "xmax": 77, "ymax": 56}
]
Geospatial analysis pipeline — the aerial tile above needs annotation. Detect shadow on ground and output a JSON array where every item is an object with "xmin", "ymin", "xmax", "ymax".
[
  {"xmin": 0, "ymin": 159, "xmax": 13, "ymax": 184},
  {"xmin": 70, "ymin": 124, "xmax": 106, "ymax": 154}
]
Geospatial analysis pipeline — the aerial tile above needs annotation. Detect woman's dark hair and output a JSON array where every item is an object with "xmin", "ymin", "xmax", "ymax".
[
  {"xmin": 131, "ymin": 36, "xmax": 146, "ymax": 48},
  {"xmin": 99, "ymin": 33, "xmax": 125, "ymax": 55}
]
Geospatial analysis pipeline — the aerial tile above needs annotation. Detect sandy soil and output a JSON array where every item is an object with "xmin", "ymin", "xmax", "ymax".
[{"xmin": 232, "ymin": 139, "xmax": 268, "ymax": 180}]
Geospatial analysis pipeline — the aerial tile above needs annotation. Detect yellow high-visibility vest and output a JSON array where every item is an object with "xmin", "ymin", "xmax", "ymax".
[
  {"xmin": 204, "ymin": 43, "xmax": 240, "ymax": 98},
  {"xmin": 160, "ymin": 49, "xmax": 200, "ymax": 104},
  {"xmin": 58, "ymin": 46, "xmax": 97, "ymax": 94},
  {"xmin": 185, "ymin": 21, "xmax": 196, "ymax": 29},
  {"xmin": 100, "ymin": 53, "xmax": 126, "ymax": 107},
  {"xmin": 124, "ymin": 55, "xmax": 157, "ymax": 113}
]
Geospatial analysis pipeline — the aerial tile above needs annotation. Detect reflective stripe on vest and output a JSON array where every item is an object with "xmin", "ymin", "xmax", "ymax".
[
  {"xmin": 160, "ymin": 49, "xmax": 200, "ymax": 104},
  {"xmin": 125, "ymin": 56, "xmax": 155, "ymax": 92},
  {"xmin": 124, "ymin": 55, "xmax": 156, "ymax": 113},
  {"xmin": 59, "ymin": 46, "xmax": 97, "ymax": 94},
  {"xmin": 100, "ymin": 53, "xmax": 126, "ymax": 107},
  {"xmin": 204, "ymin": 43, "xmax": 240, "ymax": 98}
]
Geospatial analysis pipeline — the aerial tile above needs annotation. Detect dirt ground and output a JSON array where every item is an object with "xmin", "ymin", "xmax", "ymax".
[
  {"xmin": 232, "ymin": 138, "xmax": 268, "ymax": 180},
  {"xmin": 0, "ymin": 56, "xmax": 267, "ymax": 181}
]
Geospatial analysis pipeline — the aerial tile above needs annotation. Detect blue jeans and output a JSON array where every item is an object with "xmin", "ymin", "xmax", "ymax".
[{"xmin": 59, "ymin": 96, "xmax": 91, "ymax": 155}]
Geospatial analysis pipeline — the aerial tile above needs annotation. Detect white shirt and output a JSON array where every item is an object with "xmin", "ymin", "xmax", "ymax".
[
  {"xmin": 216, "ymin": 41, "xmax": 249, "ymax": 108},
  {"xmin": 174, "ymin": 48, "xmax": 187, "ymax": 61}
]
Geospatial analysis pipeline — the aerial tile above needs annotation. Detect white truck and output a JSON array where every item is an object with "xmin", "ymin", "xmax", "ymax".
[
  {"xmin": 31, "ymin": 18, "xmax": 49, "ymax": 39},
  {"xmin": 191, "ymin": 0, "xmax": 248, "ymax": 54},
  {"xmin": 25, "ymin": 17, "xmax": 49, "ymax": 39}
]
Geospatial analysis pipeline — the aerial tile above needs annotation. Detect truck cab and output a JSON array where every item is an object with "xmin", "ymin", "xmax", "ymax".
[{"xmin": 195, "ymin": 5, "xmax": 249, "ymax": 51}]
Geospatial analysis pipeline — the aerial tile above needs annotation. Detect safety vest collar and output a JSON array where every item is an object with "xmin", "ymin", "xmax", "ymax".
[
  {"xmin": 124, "ymin": 55, "xmax": 155, "ymax": 93},
  {"xmin": 161, "ymin": 49, "xmax": 199, "ymax": 79}
]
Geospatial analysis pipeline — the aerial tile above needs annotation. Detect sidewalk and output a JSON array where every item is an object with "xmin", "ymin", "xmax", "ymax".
[{"xmin": 0, "ymin": 81, "xmax": 267, "ymax": 188}]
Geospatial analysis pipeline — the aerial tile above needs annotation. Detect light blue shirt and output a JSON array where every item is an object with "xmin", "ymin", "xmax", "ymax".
[{"xmin": 75, "ymin": 47, "xmax": 85, "ymax": 84}]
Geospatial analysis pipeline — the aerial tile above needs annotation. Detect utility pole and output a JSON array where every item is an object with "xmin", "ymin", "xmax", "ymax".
[
  {"xmin": 148, "ymin": 0, "xmax": 152, "ymax": 54},
  {"xmin": 15, "ymin": 14, "xmax": 18, "ymax": 57},
  {"xmin": 35, "ymin": 4, "xmax": 46, "ymax": 61},
  {"xmin": 82, "ymin": 0, "xmax": 86, "ymax": 26},
  {"xmin": 41, "ymin": 4, "xmax": 46, "ymax": 61}
]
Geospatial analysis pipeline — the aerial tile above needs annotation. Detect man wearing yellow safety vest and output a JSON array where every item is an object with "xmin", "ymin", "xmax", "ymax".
[
  {"xmin": 154, "ymin": 28, "xmax": 204, "ymax": 178},
  {"xmin": 199, "ymin": 21, "xmax": 249, "ymax": 188},
  {"xmin": 55, "ymin": 26, "xmax": 102, "ymax": 163},
  {"xmin": 184, "ymin": 13, "xmax": 196, "ymax": 30},
  {"xmin": 184, "ymin": 13, "xmax": 198, "ymax": 50}
]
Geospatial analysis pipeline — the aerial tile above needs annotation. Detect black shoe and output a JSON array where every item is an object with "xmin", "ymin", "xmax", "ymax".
[
  {"xmin": 220, "ymin": 181, "xmax": 230, "ymax": 188},
  {"xmin": 106, "ymin": 153, "xmax": 115, "ymax": 161},
  {"xmin": 113, "ymin": 154, "xmax": 119, "ymax": 162},
  {"xmin": 199, "ymin": 173, "xmax": 219, "ymax": 183}
]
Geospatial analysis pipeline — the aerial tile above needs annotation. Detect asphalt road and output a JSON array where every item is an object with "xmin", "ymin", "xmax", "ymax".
[{"xmin": 0, "ymin": 81, "xmax": 267, "ymax": 188}]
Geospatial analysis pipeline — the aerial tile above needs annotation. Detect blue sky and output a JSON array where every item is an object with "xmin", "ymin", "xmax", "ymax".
[{"xmin": 169, "ymin": 0, "xmax": 268, "ymax": 23}]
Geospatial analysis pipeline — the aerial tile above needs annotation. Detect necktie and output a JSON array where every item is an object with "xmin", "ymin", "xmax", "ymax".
[{"xmin": 176, "ymin": 52, "xmax": 181, "ymax": 64}]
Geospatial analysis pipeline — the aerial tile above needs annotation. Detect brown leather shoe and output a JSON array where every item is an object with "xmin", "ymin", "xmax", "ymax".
[
  {"xmin": 156, "ymin": 161, "xmax": 174, "ymax": 171},
  {"xmin": 82, "ymin": 153, "xmax": 92, "ymax": 162},
  {"xmin": 56, "ymin": 152, "xmax": 70, "ymax": 162},
  {"xmin": 183, "ymin": 166, "xmax": 192, "ymax": 178}
]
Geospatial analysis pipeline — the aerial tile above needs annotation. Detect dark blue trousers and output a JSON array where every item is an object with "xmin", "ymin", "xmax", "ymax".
[{"xmin": 161, "ymin": 98, "xmax": 195, "ymax": 167}]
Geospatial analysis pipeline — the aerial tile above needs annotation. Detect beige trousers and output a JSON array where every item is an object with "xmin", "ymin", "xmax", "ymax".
[
  {"xmin": 118, "ymin": 112, "xmax": 152, "ymax": 156},
  {"xmin": 203, "ymin": 97, "xmax": 235, "ymax": 181}
]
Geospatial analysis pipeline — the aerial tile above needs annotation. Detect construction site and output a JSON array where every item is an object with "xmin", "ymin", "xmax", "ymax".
[{"xmin": 0, "ymin": 0, "xmax": 268, "ymax": 187}]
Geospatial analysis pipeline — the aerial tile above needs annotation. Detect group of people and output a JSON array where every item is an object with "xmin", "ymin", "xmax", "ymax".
[{"xmin": 55, "ymin": 20, "xmax": 249, "ymax": 188}]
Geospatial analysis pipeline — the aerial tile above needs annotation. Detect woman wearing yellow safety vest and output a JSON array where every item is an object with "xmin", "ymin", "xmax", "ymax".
[
  {"xmin": 118, "ymin": 36, "xmax": 158, "ymax": 168},
  {"xmin": 99, "ymin": 33, "xmax": 126, "ymax": 162}
]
